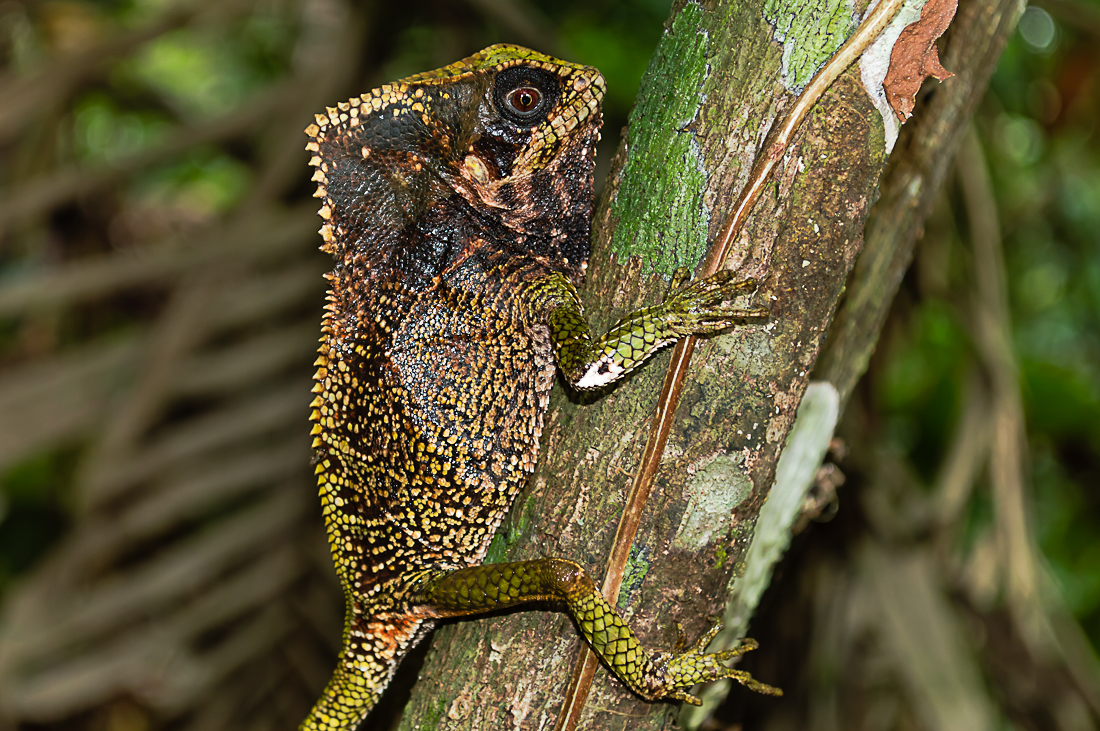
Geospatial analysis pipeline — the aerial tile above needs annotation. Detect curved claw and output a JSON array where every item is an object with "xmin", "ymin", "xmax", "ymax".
[
  {"xmin": 666, "ymin": 687, "xmax": 704, "ymax": 705},
  {"xmin": 714, "ymin": 635, "xmax": 759, "ymax": 660}
]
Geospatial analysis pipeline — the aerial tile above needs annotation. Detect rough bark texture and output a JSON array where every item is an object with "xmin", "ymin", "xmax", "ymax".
[{"xmin": 396, "ymin": 0, "xmax": 1017, "ymax": 729}]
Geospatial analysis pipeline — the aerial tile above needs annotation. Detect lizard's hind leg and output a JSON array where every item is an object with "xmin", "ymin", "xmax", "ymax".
[{"xmin": 415, "ymin": 558, "xmax": 781, "ymax": 703}]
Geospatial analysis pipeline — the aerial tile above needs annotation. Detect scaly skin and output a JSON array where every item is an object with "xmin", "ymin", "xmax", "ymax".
[{"xmin": 301, "ymin": 44, "xmax": 778, "ymax": 731}]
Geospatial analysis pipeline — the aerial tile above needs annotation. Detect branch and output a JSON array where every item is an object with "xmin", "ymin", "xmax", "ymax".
[{"xmin": 553, "ymin": 3, "xmax": 905, "ymax": 728}]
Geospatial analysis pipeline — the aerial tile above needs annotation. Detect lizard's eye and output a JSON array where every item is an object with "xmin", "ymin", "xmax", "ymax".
[
  {"xmin": 509, "ymin": 87, "xmax": 541, "ymax": 113},
  {"xmin": 493, "ymin": 66, "xmax": 560, "ymax": 127}
]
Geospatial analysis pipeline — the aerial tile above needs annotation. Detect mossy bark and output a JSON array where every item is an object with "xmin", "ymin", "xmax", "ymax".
[{"xmin": 395, "ymin": 0, "xmax": 1016, "ymax": 729}]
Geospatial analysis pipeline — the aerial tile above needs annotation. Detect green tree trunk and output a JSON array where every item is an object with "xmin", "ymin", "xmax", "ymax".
[{"xmin": 396, "ymin": 0, "xmax": 1019, "ymax": 729}]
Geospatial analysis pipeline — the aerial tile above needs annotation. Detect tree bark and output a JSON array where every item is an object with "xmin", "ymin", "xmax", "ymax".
[{"xmin": 396, "ymin": 0, "xmax": 1019, "ymax": 729}]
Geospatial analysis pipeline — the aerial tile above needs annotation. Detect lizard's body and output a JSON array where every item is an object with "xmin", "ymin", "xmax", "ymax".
[{"xmin": 302, "ymin": 45, "xmax": 776, "ymax": 730}]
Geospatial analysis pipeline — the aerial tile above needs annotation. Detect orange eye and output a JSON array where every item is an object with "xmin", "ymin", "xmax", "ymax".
[{"xmin": 508, "ymin": 86, "xmax": 541, "ymax": 113}]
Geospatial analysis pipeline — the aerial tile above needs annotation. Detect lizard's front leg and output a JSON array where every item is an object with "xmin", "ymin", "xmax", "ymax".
[{"xmin": 538, "ymin": 270, "xmax": 768, "ymax": 390}]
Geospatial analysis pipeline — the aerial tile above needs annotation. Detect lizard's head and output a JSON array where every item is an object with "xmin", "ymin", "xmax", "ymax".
[
  {"xmin": 422, "ymin": 44, "xmax": 605, "ymax": 186},
  {"xmin": 306, "ymin": 45, "xmax": 605, "ymax": 270}
]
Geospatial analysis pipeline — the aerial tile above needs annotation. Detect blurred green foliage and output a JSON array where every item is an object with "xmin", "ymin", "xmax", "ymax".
[
  {"xmin": 986, "ymin": 4, "xmax": 1100, "ymax": 642},
  {"xmin": 126, "ymin": 21, "xmax": 295, "ymax": 116},
  {"xmin": 878, "ymin": 298, "xmax": 970, "ymax": 483},
  {"xmin": 68, "ymin": 6, "xmax": 297, "ymax": 212},
  {"xmin": 0, "ymin": 449, "xmax": 75, "ymax": 592},
  {"xmin": 874, "ymin": 4, "xmax": 1100, "ymax": 645},
  {"xmin": 72, "ymin": 91, "xmax": 168, "ymax": 161}
]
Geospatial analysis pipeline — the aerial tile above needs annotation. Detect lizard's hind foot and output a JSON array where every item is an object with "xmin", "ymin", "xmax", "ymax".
[{"xmin": 649, "ymin": 622, "xmax": 783, "ymax": 705}]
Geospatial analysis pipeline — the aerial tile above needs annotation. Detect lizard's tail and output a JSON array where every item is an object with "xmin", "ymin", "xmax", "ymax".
[
  {"xmin": 300, "ymin": 606, "xmax": 431, "ymax": 730},
  {"xmin": 299, "ymin": 663, "xmax": 380, "ymax": 731}
]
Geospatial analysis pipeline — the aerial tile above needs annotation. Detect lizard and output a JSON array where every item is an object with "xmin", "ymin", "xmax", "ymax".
[{"xmin": 300, "ymin": 44, "xmax": 779, "ymax": 731}]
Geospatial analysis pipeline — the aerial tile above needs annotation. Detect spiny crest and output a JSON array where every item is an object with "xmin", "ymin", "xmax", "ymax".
[{"xmin": 400, "ymin": 44, "xmax": 585, "ymax": 82}]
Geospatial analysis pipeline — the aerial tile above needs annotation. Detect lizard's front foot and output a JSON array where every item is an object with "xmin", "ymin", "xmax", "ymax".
[
  {"xmin": 663, "ymin": 270, "xmax": 769, "ymax": 337},
  {"xmin": 646, "ymin": 622, "xmax": 783, "ymax": 705}
]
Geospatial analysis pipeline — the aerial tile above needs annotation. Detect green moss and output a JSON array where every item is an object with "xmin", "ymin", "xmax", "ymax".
[
  {"xmin": 414, "ymin": 696, "xmax": 450, "ymax": 729},
  {"xmin": 608, "ymin": 2, "xmax": 710, "ymax": 277},
  {"xmin": 483, "ymin": 533, "xmax": 508, "ymax": 564},
  {"xmin": 714, "ymin": 542, "xmax": 728, "ymax": 569},
  {"xmin": 762, "ymin": 0, "xmax": 854, "ymax": 91}
]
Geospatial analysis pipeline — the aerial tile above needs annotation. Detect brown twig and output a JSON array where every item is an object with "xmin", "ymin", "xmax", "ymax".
[{"xmin": 0, "ymin": 205, "xmax": 315, "ymax": 316}]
